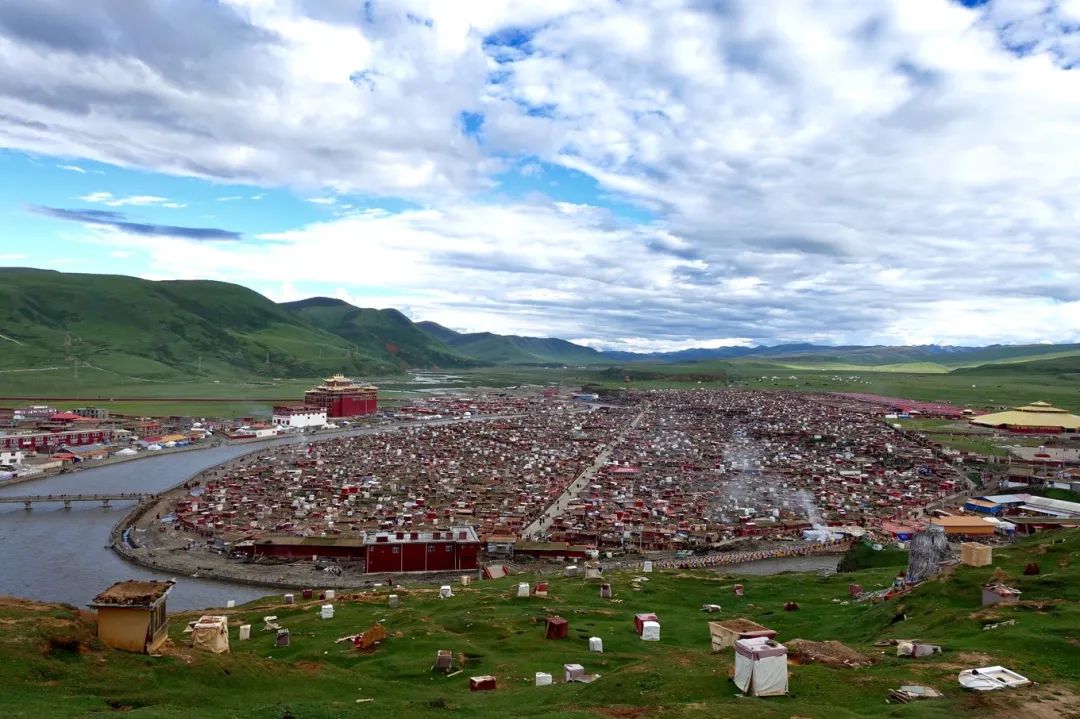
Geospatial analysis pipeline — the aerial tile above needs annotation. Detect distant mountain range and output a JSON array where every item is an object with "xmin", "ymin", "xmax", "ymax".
[{"xmin": 1, "ymin": 268, "xmax": 1078, "ymax": 380}]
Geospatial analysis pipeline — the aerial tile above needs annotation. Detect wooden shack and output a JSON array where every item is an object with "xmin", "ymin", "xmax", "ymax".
[
  {"xmin": 90, "ymin": 580, "xmax": 175, "ymax": 653},
  {"xmin": 708, "ymin": 618, "xmax": 777, "ymax": 652},
  {"xmin": 961, "ymin": 542, "xmax": 992, "ymax": 567}
]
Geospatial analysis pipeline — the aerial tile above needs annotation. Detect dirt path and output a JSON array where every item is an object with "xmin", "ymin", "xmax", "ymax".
[{"xmin": 521, "ymin": 403, "xmax": 649, "ymax": 540}]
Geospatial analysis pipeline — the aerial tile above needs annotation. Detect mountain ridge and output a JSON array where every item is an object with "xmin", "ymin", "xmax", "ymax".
[{"xmin": 2, "ymin": 268, "xmax": 1078, "ymax": 378}]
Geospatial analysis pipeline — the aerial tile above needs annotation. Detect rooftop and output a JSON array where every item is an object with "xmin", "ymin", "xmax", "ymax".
[
  {"xmin": 971, "ymin": 401, "xmax": 1080, "ymax": 429},
  {"xmin": 90, "ymin": 580, "xmax": 175, "ymax": 608}
]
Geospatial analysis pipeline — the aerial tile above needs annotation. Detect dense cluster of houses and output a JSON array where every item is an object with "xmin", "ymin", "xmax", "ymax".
[
  {"xmin": 541, "ymin": 390, "xmax": 966, "ymax": 549},
  {"xmin": 157, "ymin": 395, "xmax": 635, "ymax": 566},
  {"xmin": 0, "ymin": 405, "xmax": 212, "ymax": 481},
  {"xmin": 152, "ymin": 388, "xmax": 995, "ymax": 566}
]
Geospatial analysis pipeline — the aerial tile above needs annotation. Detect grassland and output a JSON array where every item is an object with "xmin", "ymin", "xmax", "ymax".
[
  {"xmin": 3, "ymin": 359, "xmax": 1078, "ymax": 420},
  {"xmin": 2, "ymin": 532, "xmax": 1078, "ymax": 718}
]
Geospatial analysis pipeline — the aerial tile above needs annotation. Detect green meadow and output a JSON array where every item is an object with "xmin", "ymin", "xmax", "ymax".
[{"xmin": 2, "ymin": 532, "xmax": 1077, "ymax": 718}]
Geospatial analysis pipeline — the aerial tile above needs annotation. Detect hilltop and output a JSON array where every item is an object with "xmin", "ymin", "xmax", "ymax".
[
  {"xmin": 0, "ymin": 268, "xmax": 396, "ymax": 380},
  {"xmin": 415, "ymin": 321, "xmax": 607, "ymax": 365},
  {"xmin": 280, "ymin": 298, "xmax": 479, "ymax": 369},
  {"xmin": 1, "ymin": 531, "xmax": 1077, "ymax": 718},
  {"xmin": 3, "ymin": 268, "xmax": 1080, "ymax": 393}
]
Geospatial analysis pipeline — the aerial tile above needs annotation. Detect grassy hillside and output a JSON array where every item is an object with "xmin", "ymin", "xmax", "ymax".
[
  {"xmin": 281, "ymin": 298, "xmax": 480, "ymax": 369},
  {"xmin": 0, "ymin": 268, "xmax": 394, "ymax": 382},
  {"xmin": 1, "ymin": 531, "xmax": 1078, "ymax": 718},
  {"xmin": 415, "ymin": 323, "xmax": 609, "ymax": 365},
  {"xmin": 955, "ymin": 354, "xmax": 1080, "ymax": 377},
  {"xmin": 415, "ymin": 320, "xmax": 462, "ymax": 345}
]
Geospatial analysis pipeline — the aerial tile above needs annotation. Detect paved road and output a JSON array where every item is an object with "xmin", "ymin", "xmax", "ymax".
[{"xmin": 522, "ymin": 404, "xmax": 649, "ymax": 539}]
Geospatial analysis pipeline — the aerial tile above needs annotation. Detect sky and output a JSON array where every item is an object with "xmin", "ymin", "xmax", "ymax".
[{"xmin": 1, "ymin": 0, "xmax": 1080, "ymax": 352}]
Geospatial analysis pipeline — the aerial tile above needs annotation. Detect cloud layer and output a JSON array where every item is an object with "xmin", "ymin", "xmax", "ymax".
[
  {"xmin": 31, "ymin": 206, "xmax": 241, "ymax": 241},
  {"xmin": 3, "ymin": 0, "xmax": 1080, "ymax": 348}
]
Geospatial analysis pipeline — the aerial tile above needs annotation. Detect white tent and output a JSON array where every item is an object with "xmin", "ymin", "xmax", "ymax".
[
  {"xmin": 191, "ymin": 615, "xmax": 230, "ymax": 654},
  {"xmin": 116, "ymin": 448, "xmax": 138, "ymax": 457},
  {"xmin": 641, "ymin": 620, "xmax": 660, "ymax": 641},
  {"xmin": 733, "ymin": 637, "xmax": 787, "ymax": 696}
]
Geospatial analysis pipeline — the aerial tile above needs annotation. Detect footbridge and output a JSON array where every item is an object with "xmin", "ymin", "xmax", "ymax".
[{"xmin": 0, "ymin": 493, "xmax": 154, "ymax": 510}]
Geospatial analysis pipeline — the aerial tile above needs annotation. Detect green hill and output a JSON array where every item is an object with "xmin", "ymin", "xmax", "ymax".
[
  {"xmin": 724, "ymin": 344, "xmax": 1080, "ymax": 370},
  {"xmin": 954, "ymin": 354, "xmax": 1080, "ymax": 376},
  {"xmin": 0, "ymin": 268, "xmax": 393, "ymax": 381},
  {"xmin": 281, "ymin": 298, "xmax": 480, "ymax": 369}
]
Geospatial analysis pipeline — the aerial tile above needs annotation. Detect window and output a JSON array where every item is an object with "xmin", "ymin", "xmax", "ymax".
[
  {"xmin": 445, "ymin": 545, "xmax": 453, "ymax": 553},
  {"xmin": 428, "ymin": 545, "xmax": 436, "ymax": 553},
  {"xmin": 392, "ymin": 546, "xmax": 399, "ymax": 554}
]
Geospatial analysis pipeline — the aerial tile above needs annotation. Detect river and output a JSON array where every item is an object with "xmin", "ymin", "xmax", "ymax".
[{"xmin": 0, "ymin": 441, "xmax": 309, "ymax": 611}]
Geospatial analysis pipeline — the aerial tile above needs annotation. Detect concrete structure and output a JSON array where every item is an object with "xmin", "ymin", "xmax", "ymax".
[
  {"xmin": 971, "ymin": 401, "xmax": 1080, "ymax": 433},
  {"xmin": 73, "ymin": 407, "xmax": 109, "ymax": 420},
  {"xmin": 304, "ymin": 374, "xmax": 378, "ymax": 418},
  {"xmin": 272, "ymin": 405, "xmax": 327, "ymax": 429},
  {"xmin": 0, "ymin": 449, "xmax": 24, "ymax": 466},
  {"xmin": 90, "ymin": 580, "xmax": 175, "ymax": 653}
]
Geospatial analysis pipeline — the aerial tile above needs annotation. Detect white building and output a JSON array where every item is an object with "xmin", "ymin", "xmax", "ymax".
[
  {"xmin": 0, "ymin": 449, "xmax": 24, "ymax": 466},
  {"xmin": 272, "ymin": 405, "xmax": 327, "ymax": 429}
]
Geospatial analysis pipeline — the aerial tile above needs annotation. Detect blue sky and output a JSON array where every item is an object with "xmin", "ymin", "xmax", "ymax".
[{"xmin": 1, "ymin": 0, "xmax": 1079, "ymax": 351}]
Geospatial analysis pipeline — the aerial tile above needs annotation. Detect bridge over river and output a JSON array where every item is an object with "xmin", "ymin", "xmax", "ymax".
[{"xmin": 0, "ymin": 492, "xmax": 153, "ymax": 509}]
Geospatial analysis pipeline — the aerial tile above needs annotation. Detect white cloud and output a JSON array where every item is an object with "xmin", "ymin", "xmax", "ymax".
[
  {"xmin": 571, "ymin": 337, "xmax": 755, "ymax": 353},
  {"xmin": 56, "ymin": 164, "xmax": 86, "ymax": 173},
  {"xmin": 7, "ymin": 0, "xmax": 1080, "ymax": 347},
  {"xmin": 304, "ymin": 197, "xmax": 337, "ymax": 205},
  {"xmin": 78, "ymin": 192, "xmax": 184, "ymax": 208},
  {"xmin": 0, "ymin": 253, "xmax": 29, "ymax": 261}
]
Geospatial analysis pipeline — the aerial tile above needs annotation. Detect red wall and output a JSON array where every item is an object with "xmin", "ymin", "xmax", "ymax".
[
  {"xmin": 0, "ymin": 429, "xmax": 112, "ymax": 450},
  {"xmin": 457, "ymin": 542, "xmax": 479, "ymax": 570},
  {"xmin": 366, "ymin": 543, "xmax": 400, "ymax": 573},
  {"xmin": 337, "ymin": 395, "xmax": 377, "ymax": 417},
  {"xmin": 364, "ymin": 540, "xmax": 478, "ymax": 573}
]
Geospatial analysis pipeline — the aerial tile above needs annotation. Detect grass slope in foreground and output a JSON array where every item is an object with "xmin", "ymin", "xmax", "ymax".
[{"xmin": 2, "ymin": 531, "xmax": 1078, "ymax": 718}]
